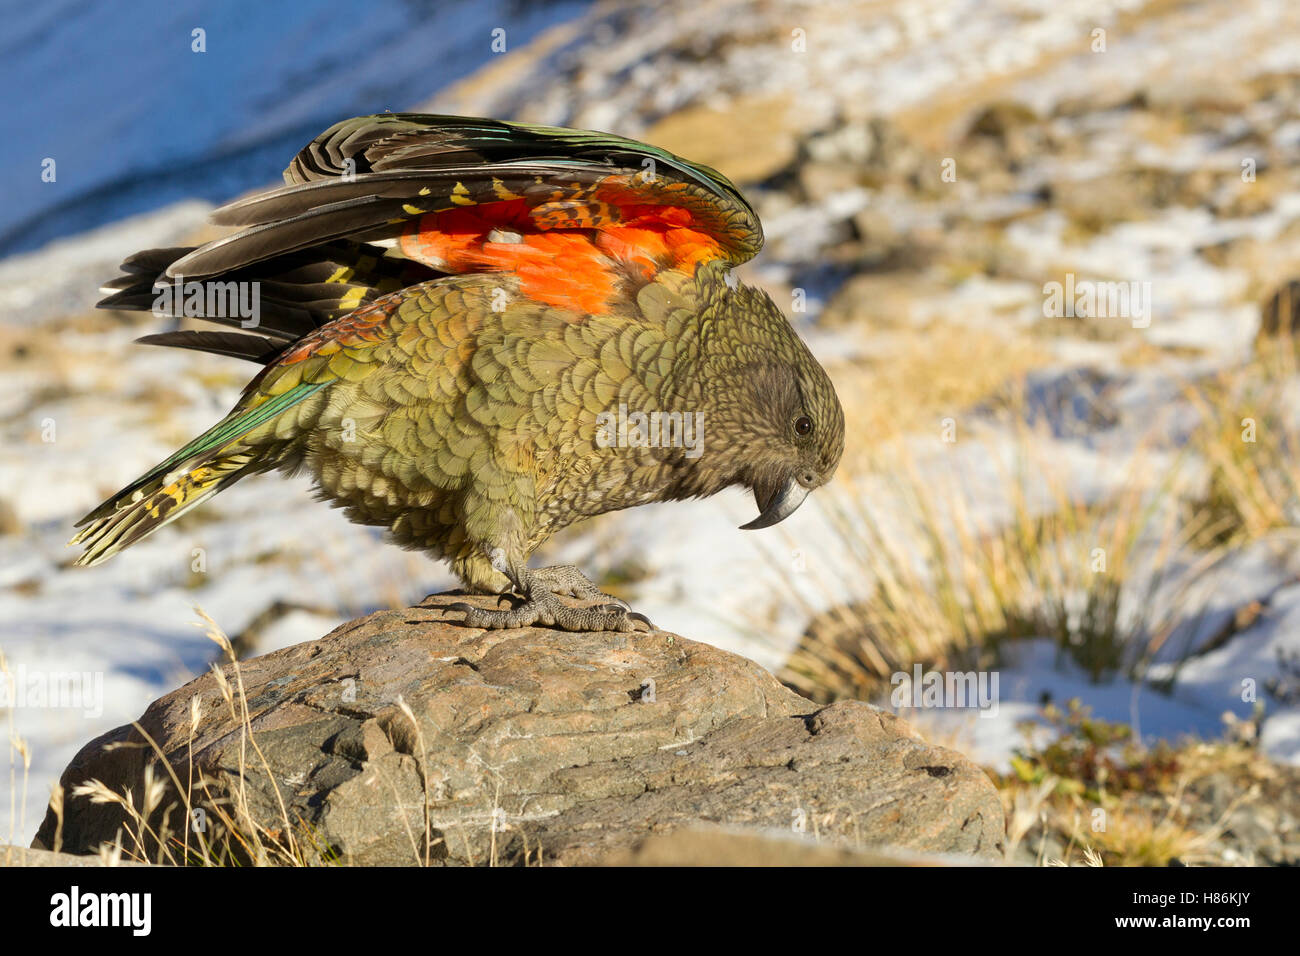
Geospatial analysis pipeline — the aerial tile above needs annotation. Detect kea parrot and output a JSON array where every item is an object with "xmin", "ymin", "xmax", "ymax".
[{"xmin": 73, "ymin": 114, "xmax": 845, "ymax": 632}]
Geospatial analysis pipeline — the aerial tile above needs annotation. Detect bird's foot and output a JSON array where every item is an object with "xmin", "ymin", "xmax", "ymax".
[
  {"xmin": 529, "ymin": 565, "xmax": 631, "ymax": 609},
  {"xmin": 449, "ymin": 587, "xmax": 653, "ymax": 633}
]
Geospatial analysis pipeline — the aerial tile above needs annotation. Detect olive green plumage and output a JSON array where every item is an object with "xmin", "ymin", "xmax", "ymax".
[{"xmin": 73, "ymin": 114, "xmax": 845, "ymax": 632}]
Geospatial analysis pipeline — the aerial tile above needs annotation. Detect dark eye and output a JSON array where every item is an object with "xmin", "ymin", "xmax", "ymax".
[{"xmin": 794, "ymin": 415, "xmax": 813, "ymax": 437}]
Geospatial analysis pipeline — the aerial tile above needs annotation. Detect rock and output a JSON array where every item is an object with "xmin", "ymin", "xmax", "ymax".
[
  {"xmin": 1, "ymin": 845, "xmax": 147, "ymax": 867},
  {"xmin": 1046, "ymin": 166, "xmax": 1219, "ymax": 234},
  {"xmin": 34, "ymin": 593, "xmax": 1005, "ymax": 866},
  {"xmin": 957, "ymin": 101, "xmax": 1049, "ymax": 190},
  {"xmin": 817, "ymin": 272, "xmax": 944, "ymax": 329},
  {"xmin": 965, "ymin": 101, "xmax": 1040, "ymax": 142},
  {"xmin": 798, "ymin": 161, "xmax": 867, "ymax": 206},
  {"xmin": 641, "ymin": 95, "xmax": 799, "ymax": 186},
  {"xmin": 0, "ymin": 497, "xmax": 20, "ymax": 536},
  {"xmin": 810, "ymin": 116, "xmax": 923, "ymax": 192},
  {"xmin": 1141, "ymin": 74, "xmax": 1255, "ymax": 118}
]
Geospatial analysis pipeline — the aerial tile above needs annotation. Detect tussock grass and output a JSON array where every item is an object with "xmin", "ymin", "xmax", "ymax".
[
  {"xmin": 779, "ymin": 404, "xmax": 1220, "ymax": 703},
  {"xmin": 1184, "ymin": 340, "xmax": 1300, "ymax": 545}
]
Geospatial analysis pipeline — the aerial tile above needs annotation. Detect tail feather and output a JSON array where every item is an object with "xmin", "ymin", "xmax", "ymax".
[
  {"xmin": 70, "ymin": 379, "xmax": 329, "ymax": 565},
  {"xmin": 134, "ymin": 330, "xmax": 285, "ymax": 364},
  {"xmin": 96, "ymin": 240, "xmax": 440, "ymax": 361},
  {"xmin": 70, "ymin": 452, "xmax": 254, "ymax": 567}
]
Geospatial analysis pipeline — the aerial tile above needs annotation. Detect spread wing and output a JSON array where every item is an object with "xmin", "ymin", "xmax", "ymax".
[{"xmin": 168, "ymin": 113, "xmax": 763, "ymax": 315}]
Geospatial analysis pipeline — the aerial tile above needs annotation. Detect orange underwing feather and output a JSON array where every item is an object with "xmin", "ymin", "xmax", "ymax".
[{"xmin": 396, "ymin": 173, "xmax": 736, "ymax": 315}]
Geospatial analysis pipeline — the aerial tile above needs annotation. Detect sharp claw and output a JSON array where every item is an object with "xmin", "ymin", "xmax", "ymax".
[{"xmin": 627, "ymin": 611, "xmax": 655, "ymax": 631}]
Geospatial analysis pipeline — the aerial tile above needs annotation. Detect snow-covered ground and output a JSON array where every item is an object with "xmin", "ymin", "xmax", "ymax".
[{"xmin": 5, "ymin": 0, "xmax": 1300, "ymax": 847}]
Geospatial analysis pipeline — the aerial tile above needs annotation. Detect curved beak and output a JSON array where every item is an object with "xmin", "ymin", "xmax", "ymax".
[{"xmin": 740, "ymin": 476, "xmax": 811, "ymax": 530}]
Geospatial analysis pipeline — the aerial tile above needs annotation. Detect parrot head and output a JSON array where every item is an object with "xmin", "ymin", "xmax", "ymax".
[
  {"xmin": 697, "ymin": 277, "xmax": 845, "ymax": 530},
  {"xmin": 735, "ymin": 351, "xmax": 845, "ymax": 530}
]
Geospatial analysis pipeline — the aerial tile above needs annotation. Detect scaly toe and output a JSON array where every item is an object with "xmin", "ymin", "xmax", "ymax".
[{"xmin": 452, "ymin": 602, "xmax": 536, "ymax": 630}]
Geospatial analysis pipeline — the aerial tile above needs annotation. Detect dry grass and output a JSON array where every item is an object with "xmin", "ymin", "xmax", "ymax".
[
  {"xmin": 779, "ymin": 400, "xmax": 1220, "ymax": 703},
  {"xmin": 828, "ymin": 324, "xmax": 1051, "ymax": 464},
  {"xmin": 17, "ymin": 608, "xmax": 541, "ymax": 867},
  {"xmin": 54, "ymin": 609, "xmax": 333, "ymax": 866},
  {"xmin": 1185, "ymin": 339, "xmax": 1300, "ymax": 544}
]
